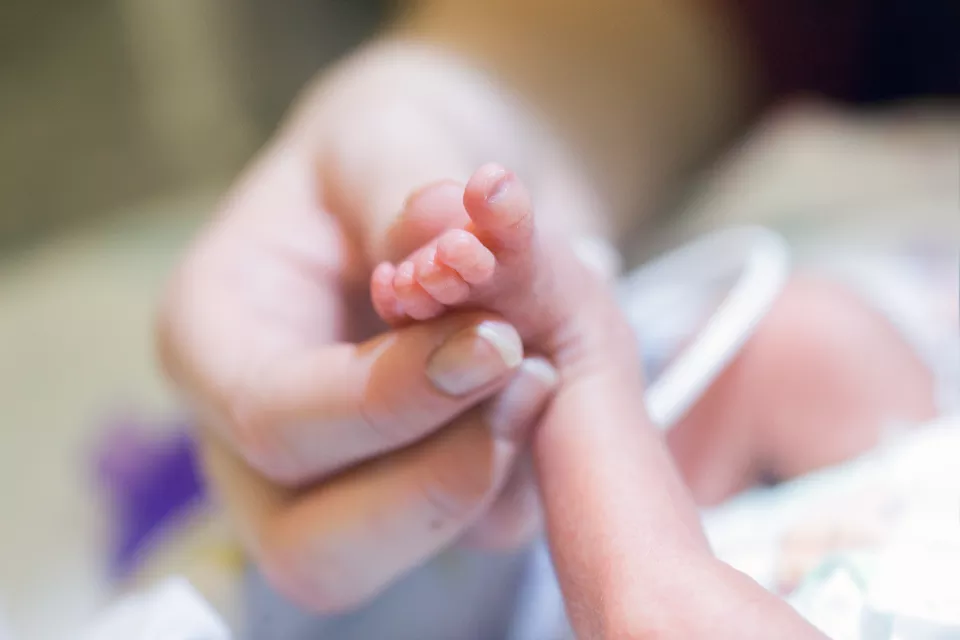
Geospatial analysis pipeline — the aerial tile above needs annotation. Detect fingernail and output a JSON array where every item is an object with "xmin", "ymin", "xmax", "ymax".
[
  {"xmin": 486, "ymin": 169, "xmax": 513, "ymax": 204},
  {"xmin": 485, "ymin": 357, "xmax": 559, "ymax": 441},
  {"xmin": 427, "ymin": 321, "xmax": 523, "ymax": 396}
]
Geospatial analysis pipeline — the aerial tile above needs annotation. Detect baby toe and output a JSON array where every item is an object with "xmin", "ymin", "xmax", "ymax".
[
  {"xmin": 371, "ymin": 262, "xmax": 405, "ymax": 323},
  {"xmin": 394, "ymin": 260, "xmax": 445, "ymax": 320},
  {"xmin": 416, "ymin": 250, "xmax": 470, "ymax": 305},
  {"xmin": 463, "ymin": 165, "xmax": 534, "ymax": 254},
  {"xmin": 436, "ymin": 229, "xmax": 497, "ymax": 285}
]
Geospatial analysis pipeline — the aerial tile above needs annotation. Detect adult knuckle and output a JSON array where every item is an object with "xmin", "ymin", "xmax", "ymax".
[
  {"xmin": 355, "ymin": 396, "xmax": 420, "ymax": 450},
  {"xmin": 416, "ymin": 448, "xmax": 494, "ymax": 523},
  {"xmin": 220, "ymin": 383, "xmax": 302, "ymax": 485},
  {"xmin": 257, "ymin": 527, "xmax": 365, "ymax": 615},
  {"xmin": 355, "ymin": 368, "xmax": 440, "ymax": 449},
  {"xmin": 418, "ymin": 477, "xmax": 478, "ymax": 523}
]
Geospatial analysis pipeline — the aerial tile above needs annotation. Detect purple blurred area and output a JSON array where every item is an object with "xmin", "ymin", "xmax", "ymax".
[{"xmin": 94, "ymin": 417, "xmax": 206, "ymax": 579}]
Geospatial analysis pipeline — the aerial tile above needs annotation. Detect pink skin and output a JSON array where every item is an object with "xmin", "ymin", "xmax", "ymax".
[
  {"xmin": 371, "ymin": 164, "xmax": 569, "ymax": 354},
  {"xmin": 371, "ymin": 178, "xmax": 501, "ymax": 326},
  {"xmin": 668, "ymin": 274, "xmax": 937, "ymax": 505},
  {"xmin": 374, "ymin": 230, "xmax": 495, "ymax": 322}
]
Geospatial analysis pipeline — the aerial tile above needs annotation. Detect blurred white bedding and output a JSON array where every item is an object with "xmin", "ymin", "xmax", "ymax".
[{"xmin": 705, "ymin": 416, "xmax": 960, "ymax": 638}]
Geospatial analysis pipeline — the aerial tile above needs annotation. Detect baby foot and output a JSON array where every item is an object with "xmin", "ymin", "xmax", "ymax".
[
  {"xmin": 372, "ymin": 168, "xmax": 718, "ymax": 623},
  {"xmin": 371, "ymin": 164, "xmax": 590, "ymax": 354}
]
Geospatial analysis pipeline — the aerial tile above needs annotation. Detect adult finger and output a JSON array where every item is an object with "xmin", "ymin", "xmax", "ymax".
[
  {"xmin": 203, "ymin": 357, "xmax": 559, "ymax": 613},
  {"xmin": 199, "ymin": 313, "xmax": 530, "ymax": 486}
]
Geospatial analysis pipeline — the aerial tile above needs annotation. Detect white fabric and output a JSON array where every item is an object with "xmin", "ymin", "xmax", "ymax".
[
  {"xmin": 619, "ymin": 226, "xmax": 790, "ymax": 428},
  {"xmin": 80, "ymin": 578, "xmax": 230, "ymax": 640}
]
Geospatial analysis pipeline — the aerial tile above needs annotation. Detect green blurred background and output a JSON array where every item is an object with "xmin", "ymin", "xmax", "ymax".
[{"xmin": 0, "ymin": 0, "xmax": 383, "ymax": 252}]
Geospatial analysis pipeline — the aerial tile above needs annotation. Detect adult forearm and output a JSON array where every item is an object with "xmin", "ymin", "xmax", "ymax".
[{"xmin": 399, "ymin": 0, "xmax": 760, "ymax": 226}]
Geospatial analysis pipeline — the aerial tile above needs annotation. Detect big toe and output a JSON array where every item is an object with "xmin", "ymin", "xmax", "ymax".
[{"xmin": 463, "ymin": 164, "xmax": 535, "ymax": 256}]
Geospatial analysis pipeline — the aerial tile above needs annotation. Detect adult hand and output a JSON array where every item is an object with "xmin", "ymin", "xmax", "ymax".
[{"xmin": 155, "ymin": 40, "xmax": 593, "ymax": 612}]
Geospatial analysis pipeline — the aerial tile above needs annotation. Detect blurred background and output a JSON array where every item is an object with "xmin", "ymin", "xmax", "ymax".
[
  {"xmin": 0, "ymin": 2, "xmax": 385, "ymax": 637},
  {"xmin": 0, "ymin": 2, "xmax": 956, "ymax": 639},
  {"xmin": 0, "ymin": 0, "xmax": 385, "ymax": 250}
]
